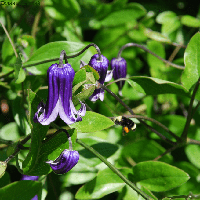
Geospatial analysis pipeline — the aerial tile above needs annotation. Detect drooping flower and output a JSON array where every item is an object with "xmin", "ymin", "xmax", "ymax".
[
  {"xmin": 46, "ymin": 149, "xmax": 79, "ymax": 174},
  {"xmin": 33, "ymin": 63, "xmax": 86, "ymax": 125},
  {"xmin": 21, "ymin": 175, "xmax": 39, "ymax": 200},
  {"xmin": 81, "ymin": 54, "xmax": 111, "ymax": 101},
  {"xmin": 110, "ymin": 57, "xmax": 127, "ymax": 95}
]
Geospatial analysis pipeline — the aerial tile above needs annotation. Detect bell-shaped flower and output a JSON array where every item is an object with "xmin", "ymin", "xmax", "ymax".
[
  {"xmin": 110, "ymin": 57, "xmax": 127, "ymax": 95},
  {"xmin": 46, "ymin": 149, "xmax": 79, "ymax": 174},
  {"xmin": 33, "ymin": 63, "xmax": 86, "ymax": 125},
  {"xmin": 81, "ymin": 54, "xmax": 111, "ymax": 101}
]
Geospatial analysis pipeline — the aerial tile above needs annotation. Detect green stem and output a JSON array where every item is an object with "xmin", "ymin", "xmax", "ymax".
[
  {"xmin": 0, "ymin": 20, "xmax": 18, "ymax": 58},
  {"xmin": 181, "ymin": 78, "xmax": 200, "ymax": 140},
  {"xmin": 117, "ymin": 43, "xmax": 184, "ymax": 70},
  {"xmin": 76, "ymin": 139, "xmax": 152, "ymax": 200},
  {"xmin": 0, "ymin": 43, "xmax": 102, "ymax": 79}
]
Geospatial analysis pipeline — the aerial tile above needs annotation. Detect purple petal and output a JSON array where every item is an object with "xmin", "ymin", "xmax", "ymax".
[
  {"xmin": 21, "ymin": 175, "xmax": 39, "ymax": 181},
  {"xmin": 110, "ymin": 57, "xmax": 127, "ymax": 91},
  {"xmin": 46, "ymin": 149, "xmax": 79, "ymax": 174},
  {"xmin": 88, "ymin": 54, "xmax": 109, "ymax": 101},
  {"xmin": 34, "ymin": 63, "xmax": 86, "ymax": 125},
  {"xmin": 89, "ymin": 54, "xmax": 109, "ymax": 84}
]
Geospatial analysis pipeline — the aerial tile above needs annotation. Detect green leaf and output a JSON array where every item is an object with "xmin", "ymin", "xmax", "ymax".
[
  {"xmin": 69, "ymin": 111, "xmax": 114, "ymax": 132},
  {"xmin": 101, "ymin": 4, "xmax": 146, "ymax": 27},
  {"xmin": 144, "ymin": 29, "xmax": 171, "ymax": 43},
  {"xmin": 156, "ymin": 11, "xmax": 177, "ymax": 24},
  {"xmin": 22, "ymin": 89, "xmax": 49, "ymax": 175},
  {"xmin": 181, "ymin": 32, "xmax": 200, "ymax": 90},
  {"xmin": 121, "ymin": 140, "xmax": 172, "ymax": 164},
  {"xmin": 147, "ymin": 40, "xmax": 181, "ymax": 83},
  {"xmin": 44, "ymin": 0, "xmax": 80, "ymax": 20},
  {"xmin": 0, "ymin": 122, "xmax": 20, "ymax": 141},
  {"xmin": 0, "ymin": 180, "xmax": 42, "ymax": 200},
  {"xmin": 12, "ymin": 96, "xmax": 31, "ymax": 135},
  {"xmin": 0, "ymin": 172, "xmax": 10, "ymax": 188},
  {"xmin": 132, "ymin": 161, "xmax": 190, "ymax": 192},
  {"xmin": 0, "ymin": 162, "xmax": 7, "ymax": 179},
  {"xmin": 82, "ymin": 65, "xmax": 99, "ymax": 81},
  {"xmin": 24, "ymin": 41, "xmax": 93, "ymax": 75},
  {"xmin": 14, "ymin": 56, "xmax": 26, "ymax": 84},
  {"xmin": 181, "ymin": 15, "xmax": 200, "ymax": 27},
  {"xmin": 73, "ymin": 85, "xmax": 95, "ymax": 106},
  {"xmin": 126, "ymin": 76, "xmax": 190, "ymax": 97},
  {"xmin": 185, "ymin": 145, "xmax": 200, "ymax": 169},
  {"xmin": 73, "ymin": 68, "xmax": 87, "ymax": 87},
  {"xmin": 75, "ymin": 168, "xmax": 130, "ymax": 199}
]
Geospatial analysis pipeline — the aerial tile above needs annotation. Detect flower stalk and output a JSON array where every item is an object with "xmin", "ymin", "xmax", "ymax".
[{"xmin": 76, "ymin": 138, "xmax": 152, "ymax": 200}]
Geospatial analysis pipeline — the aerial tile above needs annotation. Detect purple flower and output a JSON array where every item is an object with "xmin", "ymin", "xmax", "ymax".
[
  {"xmin": 33, "ymin": 63, "xmax": 86, "ymax": 125},
  {"xmin": 21, "ymin": 175, "xmax": 39, "ymax": 181},
  {"xmin": 110, "ymin": 57, "xmax": 127, "ymax": 94},
  {"xmin": 46, "ymin": 149, "xmax": 79, "ymax": 174},
  {"xmin": 83, "ymin": 54, "xmax": 111, "ymax": 101},
  {"xmin": 21, "ymin": 175, "xmax": 39, "ymax": 200}
]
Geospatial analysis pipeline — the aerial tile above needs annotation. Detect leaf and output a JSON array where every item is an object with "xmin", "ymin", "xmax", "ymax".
[
  {"xmin": 121, "ymin": 140, "xmax": 172, "ymax": 164},
  {"xmin": 73, "ymin": 68, "xmax": 86, "ymax": 87},
  {"xmin": 75, "ymin": 168, "xmax": 131, "ymax": 199},
  {"xmin": 0, "ymin": 162, "xmax": 7, "ymax": 179},
  {"xmin": 100, "ymin": 4, "xmax": 146, "ymax": 27},
  {"xmin": 126, "ymin": 76, "xmax": 190, "ymax": 97},
  {"xmin": 131, "ymin": 161, "xmax": 190, "ymax": 192},
  {"xmin": 22, "ymin": 89, "xmax": 50, "ymax": 174},
  {"xmin": 185, "ymin": 145, "xmax": 200, "ymax": 169},
  {"xmin": 0, "ymin": 172, "xmax": 10, "ymax": 188},
  {"xmin": 14, "ymin": 56, "xmax": 26, "ymax": 84},
  {"xmin": 82, "ymin": 65, "xmax": 99, "ymax": 81},
  {"xmin": 181, "ymin": 32, "xmax": 200, "ymax": 90},
  {"xmin": 156, "ymin": 11, "xmax": 177, "ymax": 24},
  {"xmin": 24, "ymin": 41, "xmax": 93, "ymax": 75},
  {"xmin": 69, "ymin": 111, "xmax": 114, "ymax": 132},
  {"xmin": 181, "ymin": 15, "xmax": 200, "ymax": 27},
  {"xmin": 0, "ymin": 122, "xmax": 20, "ymax": 141},
  {"xmin": 44, "ymin": 0, "xmax": 80, "ymax": 20},
  {"xmin": 12, "ymin": 96, "xmax": 31, "ymax": 135},
  {"xmin": 144, "ymin": 29, "xmax": 171, "ymax": 43},
  {"xmin": 0, "ymin": 180, "xmax": 42, "ymax": 200}
]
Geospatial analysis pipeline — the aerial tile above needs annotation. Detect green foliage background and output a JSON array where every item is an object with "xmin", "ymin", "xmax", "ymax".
[{"xmin": 1, "ymin": 0, "xmax": 200, "ymax": 199}]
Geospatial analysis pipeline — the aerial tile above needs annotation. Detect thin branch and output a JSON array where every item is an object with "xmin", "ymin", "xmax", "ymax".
[
  {"xmin": 100, "ymin": 84, "xmax": 176, "ymax": 145},
  {"xmin": 76, "ymin": 139, "xmax": 152, "ymax": 200},
  {"xmin": 123, "ymin": 114, "xmax": 180, "ymax": 141},
  {"xmin": 117, "ymin": 43, "xmax": 185, "ymax": 70},
  {"xmin": 187, "ymin": 138, "xmax": 200, "ymax": 145},
  {"xmin": 4, "ymin": 134, "xmax": 31, "ymax": 163},
  {"xmin": 0, "ymin": 20, "xmax": 18, "ymax": 58},
  {"xmin": 0, "ymin": 43, "xmax": 102, "ymax": 79},
  {"xmin": 181, "ymin": 78, "xmax": 200, "ymax": 139},
  {"xmin": 153, "ymin": 145, "xmax": 179, "ymax": 161}
]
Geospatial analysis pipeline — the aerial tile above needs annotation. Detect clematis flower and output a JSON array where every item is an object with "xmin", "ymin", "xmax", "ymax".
[
  {"xmin": 21, "ymin": 175, "xmax": 39, "ymax": 200},
  {"xmin": 81, "ymin": 54, "xmax": 111, "ymax": 101},
  {"xmin": 110, "ymin": 57, "xmax": 127, "ymax": 95},
  {"xmin": 46, "ymin": 149, "xmax": 79, "ymax": 174},
  {"xmin": 33, "ymin": 63, "xmax": 86, "ymax": 125}
]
